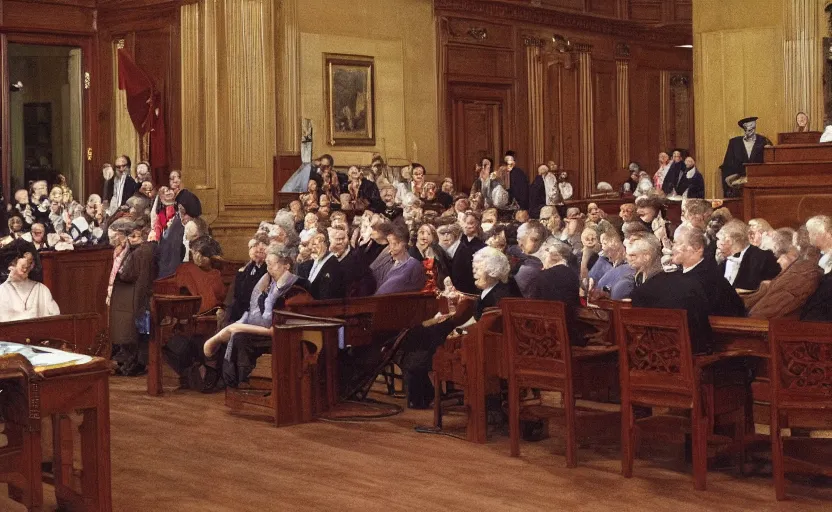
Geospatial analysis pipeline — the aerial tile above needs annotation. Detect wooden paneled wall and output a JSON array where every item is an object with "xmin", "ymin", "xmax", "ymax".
[{"xmin": 436, "ymin": 0, "xmax": 693, "ymax": 198}]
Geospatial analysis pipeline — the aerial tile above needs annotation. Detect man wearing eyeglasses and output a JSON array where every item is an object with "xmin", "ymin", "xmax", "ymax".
[{"xmin": 104, "ymin": 155, "xmax": 138, "ymax": 216}]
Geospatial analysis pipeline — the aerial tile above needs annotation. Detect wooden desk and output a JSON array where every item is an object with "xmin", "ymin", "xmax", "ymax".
[
  {"xmin": 40, "ymin": 246, "xmax": 113, "ymax": 320},
  {"xmin": 225, "ymin": 313, "xmax": 344, "ymax": 427},
  {"xmin": 0, "ymin": 349, "xmax": 111, "ymax": 511},
  {"xmin": 0, "ymin": 313, "xmax": 108, "ymax": 358}
]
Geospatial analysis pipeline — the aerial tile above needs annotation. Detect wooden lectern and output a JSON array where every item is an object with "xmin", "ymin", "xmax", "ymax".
[
  {"xmin": 743, "ymin": 139, "xmax": 832, "ymax": 227},
  {"xmin": 225, "ymin": 311, "xmax": 345, "ymax": 427}
]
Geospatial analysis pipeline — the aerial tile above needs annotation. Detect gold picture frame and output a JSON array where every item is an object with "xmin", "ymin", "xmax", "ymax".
[{"xmin": 324, "ymin": 53, "xmax": 375, "ymax": 146}]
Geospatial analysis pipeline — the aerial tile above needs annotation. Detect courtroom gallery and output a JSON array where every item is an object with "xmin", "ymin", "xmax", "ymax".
[{"xmin": 2, "ymin": 0, "xmax": 832, "ymax": 510}]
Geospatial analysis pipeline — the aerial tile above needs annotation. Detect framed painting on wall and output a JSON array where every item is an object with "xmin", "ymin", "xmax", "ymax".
[{"xmin": 324, "ymin": 53, "xmax": 375, "ymax": 146}]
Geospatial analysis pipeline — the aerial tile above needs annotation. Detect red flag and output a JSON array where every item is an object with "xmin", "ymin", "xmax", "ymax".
[{"xmin": 117, "ymin": 49, "xmax": 168, "ymax": 170}]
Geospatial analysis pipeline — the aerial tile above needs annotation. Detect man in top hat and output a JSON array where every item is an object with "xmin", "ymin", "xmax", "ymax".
[{"xmin": 719, "ymin": 117, "xmax": 771, "ymax": 198}]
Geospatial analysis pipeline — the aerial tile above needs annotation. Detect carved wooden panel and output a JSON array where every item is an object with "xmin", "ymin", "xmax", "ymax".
[
  {"xmin": 447, "ymin": 47, "xmax": 515, "ymax": 78},
  {"xmin": 629, "ymin": 0, "xmax": 663, "ymax": 23},
  {"xmin": 625, "ymin": 325, "xmax": 682, "ymax": 375},
  {"xmin": 668, "ymin": 74, "xmax": 692, "ymax": 153},
  {"xmin": 779, "ymin": 341, "xmax": 832, "ymax": 395},
  {"xmin": 587, "ymin": 0, "xmax": 618, "ymax": 17},
  {"xmin": 510, "ymin": 314, "xmax": 565, "ymax": 362},
  {"xmin": 746, "ymin": 190, "xmax": 832, "ymax": 229},
  {"xmin": 1, "ymin": 1, "xmax": 96, "ymax": 34},
  {"xmin": 629, "ymin": 67, "xmax": 663, "ymax": 169},
  {"xmin": 593, "ymin": 60, "xmax": 619, "ymax": 188},
  {"xmin": 536, "ymin": 0, "xmax": 585, "ymax": 11},
  {"xmin": 446, "ymin": 18, "xmax": 514, "ymax": 49},
  {"xmin": 40, "ymin": 247, "xmax": 112, "ymax": 320}
]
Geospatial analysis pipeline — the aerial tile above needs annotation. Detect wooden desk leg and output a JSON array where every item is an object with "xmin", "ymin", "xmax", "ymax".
[
  {"xmin": 17, "ymin": 421, "xmax": 44, "ymax": 511},
  {"xmin": 79, "ymin": 374, "xmax": 112, "ymax": 511},
  {"xmin": 148, "ymin": 333, "xmax": 163, "ymax": 396},
  {"xmin": 52, "ymin": 414, "xmax": 75, "ymax": 498}
]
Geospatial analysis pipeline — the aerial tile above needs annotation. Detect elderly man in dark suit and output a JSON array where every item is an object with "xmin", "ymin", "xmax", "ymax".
[
  {"xmin": 716, "ymin": 219, "xmax": 781, "ymax": 291},
  {"xmin": 103, "ymin": 155, "xmax": 138, "ymax": 215},
  {"xmin": 627, "ymin": 232, "xmax": 713, "ymax": 354},
  {"xmin": 672, "ymin": 225, "xmax": 745, "ymax": 317},
  {"xmin": 437, "ymin": 222, "xmax": 479, "ymax": 295},
  {"xmin": 660, "ymin": 149, "xmax": 687, "ymax": 196},
  {"xmin": 801, "ymin": 215, "xmax": 832, "ymax": 322},
  {"xmin": 305, "ymin": 231, "xmax": 345, "ymax": 300},
  {"xmin": 719, "ymin": 116, "xmax": 771, "ymax": 198}
]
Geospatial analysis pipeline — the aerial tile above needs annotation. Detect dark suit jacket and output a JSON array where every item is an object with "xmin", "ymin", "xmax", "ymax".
[
  {"xmin": 103, "ymin": 175, "xmax": 138, "ymax": 207},
  {"xmin": 508, "ymin": 167, "xmax": 530, "ymax": 210},
  {"xmin": 534, "ymin": 265, "xmax": 582, "ymax": 345},
  {"xmin": 529, "ymin": 175, "xmax": 546, "ymax": 219},
  {"xmin": 339, "ymin": 250, "xmax": 376, "ymax": 297},
  {"xmin": 674, "ymin": 169, "xmax": 706, "ymax": 198},
  {"xmin": 296, "ymin": 260, "xmax": 313, "ymax": 280},
  {"xmin": 661, "ymin": 161, "xmax": 687, "ymax": 195},
  {"xmin": 307, "ymin": 255, "xmax": 345, "ymax": 300},
  {"xmin": 460, "ymin": 236, "xmax": 486, "ymax": 252},
  {"xmin": 801, "ymin": 272, "xmax": 832, "ymax": 322},
  {"xmin": 718, "ymin": 244, "xmax": 781, "ymax": 291},
  {"xmin": 677, "ymin": 259, "xmax": 745, "ymax": 317},
  {"xmin": 155, "ymin": 214, "xmax": 185, "ymax": 279},
  {"xmin": 449, "ymin": 242, "xmax": 478, "ymax": 295},
  {"xmin": 230, "ymin": 261, "xmax": 267, "ymax": 322},
  {"xmin": 631, "ymin": 271, "xmax": 713, "ymax": 354},
  {"xmin": 475, "ymin": 280, "xmax": 518, "ymax": 320},
  {"xmin": 720, "ymin": 135, "xmax": 771, "ymax": 196}
]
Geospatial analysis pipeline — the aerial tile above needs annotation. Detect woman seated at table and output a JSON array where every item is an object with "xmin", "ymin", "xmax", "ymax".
[
  {"xmin": 373, "ymin": 223, "xmax": 426, "ymax": 295},
  {"xmin": 0, "ymin": 246, "xmax": 60, "ymax": 322},
  {"xmin": 202, "ymin": 249, "xmax": 307, "ymax": 388}
]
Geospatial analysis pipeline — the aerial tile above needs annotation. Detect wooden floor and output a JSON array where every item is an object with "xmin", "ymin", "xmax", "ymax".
[{"xmin": 4, "ymin": 376, "xmax": 832, "ymax": 511}]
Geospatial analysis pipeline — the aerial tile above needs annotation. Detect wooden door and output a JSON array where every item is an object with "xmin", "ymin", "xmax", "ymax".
[{"xmin": 447, "ymin": 83, "xmax": 512, "ymax": 192}]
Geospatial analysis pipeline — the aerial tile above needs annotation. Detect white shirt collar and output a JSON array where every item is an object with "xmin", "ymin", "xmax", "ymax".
[
  {"xmin": 723, "ymin": 245, "xmax": 750, "ymax": 285},
  {"xmin": 480, "ymin": 283, "xmax": 497, "ymax": 299},
  {"xmin": 819, "ymin": 251, "xmax": 832, "ymax": 275},
  {"xmin": 445, "ymin": 238, "xmax": 462, "ymax": 259}
]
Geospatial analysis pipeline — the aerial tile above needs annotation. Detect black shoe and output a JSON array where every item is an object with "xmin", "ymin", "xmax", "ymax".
[{"xmin": 200, "ymin": 366, "xmax": 222, "ymax": 393}]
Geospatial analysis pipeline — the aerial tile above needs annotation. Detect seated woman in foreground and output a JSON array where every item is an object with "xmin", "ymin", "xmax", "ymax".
[
  {"xmin": 373, "ymin": 223, "xmax": 426, "ymax": 295},
  {"xmin": 396, "ymin": 247, "xmax": 518, "ymax": 408},
  {"xmin": 202, "ymin": 249, "xmax": 307, "ymax": 388}
]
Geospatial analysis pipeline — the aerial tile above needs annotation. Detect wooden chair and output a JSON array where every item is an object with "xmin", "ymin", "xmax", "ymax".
[
  {"xmin": 0, "ymin": 354, "xmax": 43, "ymax": 511},
  {"xmin": 147, "ymin": 294, "xmax": 202, "ymax": 395},
  {"xmin": 615, "ymin": 307, "xmax": 746, "ymax": 491},
  {"xmin": 769, "ymin": 318, "xmax": 832, "ymax": 500}
]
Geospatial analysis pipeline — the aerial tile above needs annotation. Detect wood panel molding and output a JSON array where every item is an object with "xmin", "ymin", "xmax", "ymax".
[
  {"xmin": 577, "ymin": 51, "xmax": 594, "ymax": 198},
  {"xmin": 784, "ymin": 0, "xmax": 822, "ymax": 131},
  {"xmin": 278, "ymin": 0, "xmax": 301, "ymax": 153},
  {"xmin": 616, "ymin": 59, "xmax": 630, "ymax": 169},
  {"xmin": 435, "ymin": 0, "xmax": 691, "ymax": 46},
  {"xmin": 526, "ymin": 44, "xmax": 545, "ymax": 166}
]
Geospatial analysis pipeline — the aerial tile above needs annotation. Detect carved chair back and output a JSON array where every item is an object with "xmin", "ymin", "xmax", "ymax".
[
  {"xmin": 614, "ymin": 307, "xmax": 696, "ymax": 408},
  {"xmin": 502, "ymin": 298, "xmax": 573, "ymax": 390},
  {"xmin": 770, "ymin": 318, "xmax": 832, "ymax": 413}
]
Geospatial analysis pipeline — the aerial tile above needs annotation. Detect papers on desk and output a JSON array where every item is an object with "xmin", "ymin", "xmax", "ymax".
[{"xmin": 0, "ymin": 341, "xmax": 92, "ymax": 371}]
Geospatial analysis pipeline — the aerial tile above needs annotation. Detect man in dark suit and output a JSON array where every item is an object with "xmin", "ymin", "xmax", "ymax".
[
  {"xmin": 504, "ymin": 150, "xmax": 529, "ymax": 211},
  {"xmin": 716, "ymin": 219, "xmax": 781, "ymax": 291},
  {"xmin": 228, "ymin": 240, "xmax": 268, "ymax": 323},
  {"xmin": 627, "ymin": 232, "xmax": 713, "ymax": 354},
  {"xmin": 719, "ymin": 116, "xmax": 771, "ymax": 198},
  {"xmin": 397, "ymin": 247, "xmax": 518, "ymax": 407},
  {"xmin": 437, "ymin": 223, "xmax": 478, "ymax": 295},
  {"xmin": 305, "ymin": 231, "xmax": 345, "ymax": 300},
  {"xmin": 103, "ymin": 155, "xmax": 138, "ymax": 215},
  {"xmin": 667, "ymin": 156, "xmax": 705, "ymax": 198},
  {"xmin": 661, "ymin": 149, "xmax": 687, "ymax": 196},
  {"xmin": 672, "ymin": 225, "xmax": 745, "ymax": 317}
]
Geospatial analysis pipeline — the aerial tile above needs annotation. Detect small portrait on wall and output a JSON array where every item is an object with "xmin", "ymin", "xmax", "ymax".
[
  {"xmin": 795, "ymin": 111, "xmax": 809, "ymax": 132},
  {"xmin": 324, "ymin": 53, "xmax": 375, "ymax": 146}
]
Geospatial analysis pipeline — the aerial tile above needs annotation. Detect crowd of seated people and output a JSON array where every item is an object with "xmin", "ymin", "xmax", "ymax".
[{"xmin": 4, "ymin": 150, "xmax": 831, "ymax": 406}]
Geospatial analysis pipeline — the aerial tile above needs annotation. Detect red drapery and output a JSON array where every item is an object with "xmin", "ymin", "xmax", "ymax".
[{"xmin": 117, "ymin": 49, "xmax": 168, "ymax": 176}]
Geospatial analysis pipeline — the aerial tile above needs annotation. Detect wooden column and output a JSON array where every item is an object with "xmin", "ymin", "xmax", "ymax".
[
  {"xmin": 576, "ymin": 45, "xmax": 594, "ymax": 199},
  {"xmin": 525, "ymin": 36, "xmax": 546, "ymax": 167},
  {"xmin": 615, "ymin": 43, "xmax": 631, "ymax": 170},
  {"xmin": 783, "ymin": 0, "xmax": 821, "ymax": 131},
  {"xmin": 278, "ymin": 0, "xmax": 301, "ymax": 152}
]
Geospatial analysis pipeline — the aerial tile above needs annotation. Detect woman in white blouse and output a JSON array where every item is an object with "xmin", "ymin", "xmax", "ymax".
[{"xmin": 0, "ymin": 250, "xmax": 60, "ymax": 322}]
